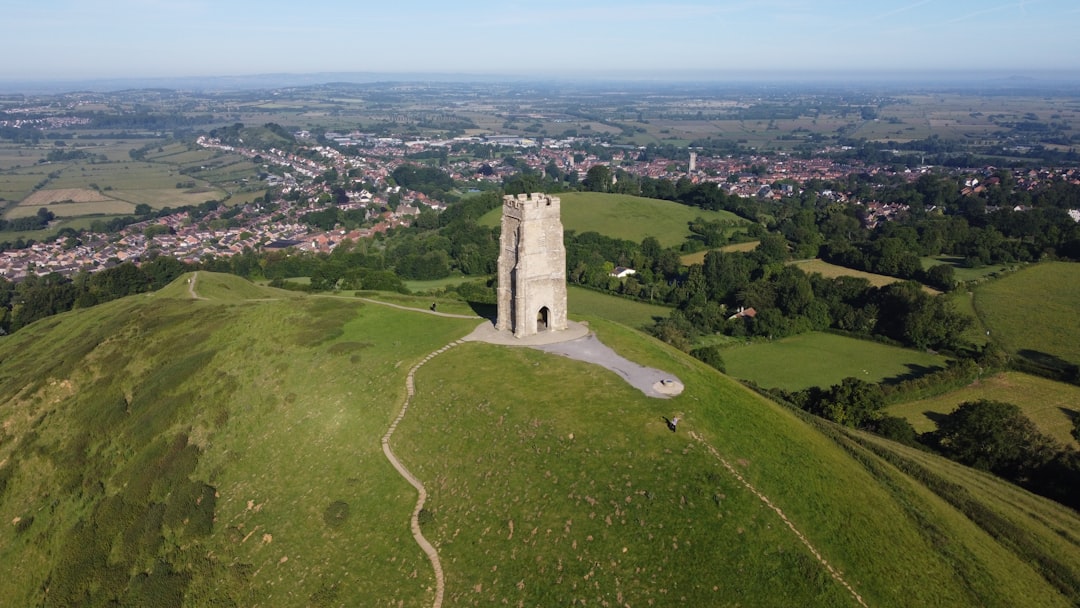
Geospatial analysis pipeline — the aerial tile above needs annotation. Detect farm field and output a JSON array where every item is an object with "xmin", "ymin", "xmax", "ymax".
[
  {"xmin": 0, "ymin": 140, "xmax": 251, "ymax": 226},
  {"xmin": 567, "ymin": 284, "xmax": 671, "ymax": 329},
  {"xmin": 680, "ymin": 240, "xmax": 760, "ymax": 265},
  {"xmin": 886, "ymin": 371, "xmax": 1080, "ymax": 448},
  {"xmin": 722, "ymin": 331, "xmax": 948, "ymax": 392},
  {"xmin": 974, "ymin": 262, "xmax": 1080, "ymax": 369},
  {"xmin": 921, "ymin": 255, "xmax": 1020, "ymax": 283},
  {"xmin": 6, "ymin": 199, "xmax": 135, "ymax": 218},
  {"xmin": 0, "ymin": 167, "xmax": 51, "ymax": 202},
  {"xmin": 790, "ymin": 258, "xmax": 940, "ymax": 293},
  {"xmin": 480, "ymin": 192, "xmax": 748, "ymax": 248}
]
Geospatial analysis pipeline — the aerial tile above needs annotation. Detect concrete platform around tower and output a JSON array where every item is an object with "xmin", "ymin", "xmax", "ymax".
[
  {"xmin": 462, "ymin": 319, "xmax": 684, "ymax": 399},
  {"xmin": 462, "ymin": 319, "xmax": 590, "ymax": 346}
]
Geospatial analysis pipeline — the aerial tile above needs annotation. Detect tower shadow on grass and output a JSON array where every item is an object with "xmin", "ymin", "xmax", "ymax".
[{"xmin": 465, "ymin": 301, "xmax": 497, "ymax": 323}]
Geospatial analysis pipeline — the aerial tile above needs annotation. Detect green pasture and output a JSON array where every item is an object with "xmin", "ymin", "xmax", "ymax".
[
  {"xmin": 949, "ymin": 290, "xmax": 989, "ymax": 346},
  {"xmin": 922, "ymin": 255, "xmax": 1019, "ymax": 282},
  {"xmin": 225, "ymin": 189, "xmax": 268, "ymax": 205},
  {"xmin": 886, "ymin": 371, "xmax": 1080, "ymax": 448},
  {"xmin": 109, "ymin": 187, "xmax": 225, "ymax": 209},
  {"xmin": 0, "ymin": 145, "xmax": 48, "ymax": 171},
  {"xmin": 5, "ymin": 199, "xmax": 134, "ymax": 218},
  {"xmin": 0, "ymin": 167, "xmax": 50, "ymax": 202},
  {"xmin": 480, "ymin": 192, "xmax": 748, "ymax": 248},
  {"xmin": 680, "ymin": 240, "xmax": 760, "ymax": 265},
  {"xmin": 567, "ymin": 284, "xmax": 672, "ymax": 329},
  {"xmin": 0, "ymin": 274, "xmax": 1077, "ymax": 605},
  {"xmin": 145, "ymin": 144, "xmax": 218, "ymax": 165},
  {"xmin": 790, "ymin": 258, "xmax": 940, "ymax": 294},
  {"xmin": 974, "ymin": 262, "xmax": 1080, "ymax": 367},
  {"xmin": 722, "ymin": 331, "xmax": 948, "ymax": 392},
  {"xmin": 50, "ymin": 160, "xmax": 183, "ymax": 190},
  {"xmin": 404, "ymin": 273, "xmax": 479, "ymax": 293},
  {"xmin": 0, "ymin": 214, "xmax": 130, "ymax": 243}
]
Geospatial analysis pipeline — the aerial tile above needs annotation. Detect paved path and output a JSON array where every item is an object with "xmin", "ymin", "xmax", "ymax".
[
  {"xmin": 464, "ymin": 320, "xmax": 683, "ymax": 398},
  {"xmin": 381, "ymin": 340, "xmax": 463, "ymax": 608},
  {"xmin": 690, "ymin": 430, "xmax": 868, "ymax": 607}
]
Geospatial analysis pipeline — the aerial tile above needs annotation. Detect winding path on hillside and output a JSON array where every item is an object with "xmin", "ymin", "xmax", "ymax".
[
  {"xmin": 187, "ymin": 271, "xmax": 207, "ymax": 300},
  {"xmin": 381, "ymin": 340, "xmax": 464, "ymax": 608},
  {"xmin": 689, "ymin": 430, "xmax": 868, "ymax": 607}
]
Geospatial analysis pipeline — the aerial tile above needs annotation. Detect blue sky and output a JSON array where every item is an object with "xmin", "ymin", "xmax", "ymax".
[{"xmin": 1, "ymin": 0, "xmax": 1078, "ymax": 81}]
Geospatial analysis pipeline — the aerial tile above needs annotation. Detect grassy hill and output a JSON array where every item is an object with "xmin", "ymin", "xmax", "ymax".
[
  {"xmin": 1, "ymin": 273, "xmax": 1079, "ymax": 606},
  {"xmin": 480, "ymin": 192, "xmax": 749, "ymax": 248}
]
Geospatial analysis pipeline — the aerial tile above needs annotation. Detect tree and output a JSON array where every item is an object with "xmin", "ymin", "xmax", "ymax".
[
  {"xmin": 690, "ymin": 345, "xmax": 725, "ymax": 372},
  {"xmin": 583, "ymin": 165, "xmax": 611, "ymax": 192},
  {"xmin": 933, "ymin": 400, "xmax": 1058, "ymax": 479},
  {"xmin": 923, "ymin": 264, "xmax": 956, "ymax": 292}
]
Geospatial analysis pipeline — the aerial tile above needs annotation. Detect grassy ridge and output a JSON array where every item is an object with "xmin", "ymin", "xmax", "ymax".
[
  {"xmin": 1, "ymin": 273, "xmax": 1078, "ymax": 605},
  {"xmin": 479, "ymin": 192, "xmax": 748, "ymax": 247},
  {"xmin": 0, "ymin": 273, "xmax": 479, "ymax": 605}
]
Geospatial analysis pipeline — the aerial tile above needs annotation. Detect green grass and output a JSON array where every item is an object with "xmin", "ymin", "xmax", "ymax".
[
  {"xmin": 791, "ymin": 258, "xmax": 940, "ymax": 294},
  {"xmin": 567, "ymin": 284, "xmax": 671, "ymax": 329},
  {"xmin": 1, "ymin": 274, "xmax": 1078, "ymax": 605},
  {"xmin": 974, "ymin": 262, "xmax": 1080, "ymax": 368},
  {"xmin": 397, "ymin": 317, "xmax": 1080, "ymax": 606},
  {"xmin": 680, "ymin": 241, "xmax": 761, "ymax": 265},
  {"xmin": 404, "ymin": 273, "xmax": 481, "ymax": 293},
  {"xmin": 722, "ymin": 331, "xmax": 948, "ymax": 392},
  {"xmin": 921, "ymin": 255, "xmax": 1019, "ymax": 282},
  {"xmin": 480, "ymin": 192, "xmax": 749, "ymax": 248},
  {"xmin": 887, "ymin": 371, "xmax": 1080, "ymax": 448},
  {"xmin": 949, "ymin": 290, "xmax": 989, "ymax": 346}
]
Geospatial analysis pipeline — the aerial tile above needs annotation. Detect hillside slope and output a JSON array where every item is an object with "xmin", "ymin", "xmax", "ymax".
[
  {"xmin": 479, "ymin": 192, "xmax": 748, "ymax": 247},
  {"xmin": 0, "ymin": 273, "xmax": 1078, "ymax": 606}
]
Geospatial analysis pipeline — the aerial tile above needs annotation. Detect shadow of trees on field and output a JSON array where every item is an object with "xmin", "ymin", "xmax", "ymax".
[
  {"xmin": 1015, "ymin": 349, "xmax": 1080, "ymax": 384},
  {"xmin": 881, "ymin": 363, "xmax": 946, "ymax": 385},
  {"xmin": 923, "ymin": 410, "xmax": 949, "ymax": 426}
]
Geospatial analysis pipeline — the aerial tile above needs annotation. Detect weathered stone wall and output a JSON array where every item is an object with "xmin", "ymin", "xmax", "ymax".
[{"xmin": 496, "ymin": 192, "xmax": 568, "ymax": 337}]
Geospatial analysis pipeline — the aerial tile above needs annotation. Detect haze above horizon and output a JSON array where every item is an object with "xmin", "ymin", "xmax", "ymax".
[{"xmin": 2, "ymin": 0, "xmax": 1079, "ymax": 83}]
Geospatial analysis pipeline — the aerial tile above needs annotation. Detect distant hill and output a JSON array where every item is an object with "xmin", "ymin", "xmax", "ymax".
[
  {"xmin": 480, "ymin": 192, "xmax": 749, "ymax": 248},
  {"xmin": 0, "ymin": 272, "xmax": 1078, "ymax": 605}
]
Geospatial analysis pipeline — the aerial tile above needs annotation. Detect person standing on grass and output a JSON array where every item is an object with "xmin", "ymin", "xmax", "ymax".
[{"xmin": 669, "ymin": 415, "xmax": 680, "ymax": 432}]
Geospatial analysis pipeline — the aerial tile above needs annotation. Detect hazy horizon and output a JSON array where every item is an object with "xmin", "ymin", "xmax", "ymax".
[{"xmin": 3, "ymin": 1, "xmax": 1078, "ymax": 85}]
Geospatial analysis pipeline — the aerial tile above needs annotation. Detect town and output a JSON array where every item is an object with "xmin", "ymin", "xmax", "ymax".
[{"xmin": 3, "ymin": 84, "xmax": 1079, "ymax": 281}]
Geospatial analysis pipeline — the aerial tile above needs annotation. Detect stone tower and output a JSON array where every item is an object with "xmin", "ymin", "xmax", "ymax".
[{"xmin": 496, "ymin": 192, "xmax": 568, "ymax": 338}]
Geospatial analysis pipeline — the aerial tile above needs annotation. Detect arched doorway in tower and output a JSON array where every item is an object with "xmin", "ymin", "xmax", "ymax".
[{"xmin": 537, "ymin": 307, "xmax": 550, "ymax": 331}]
